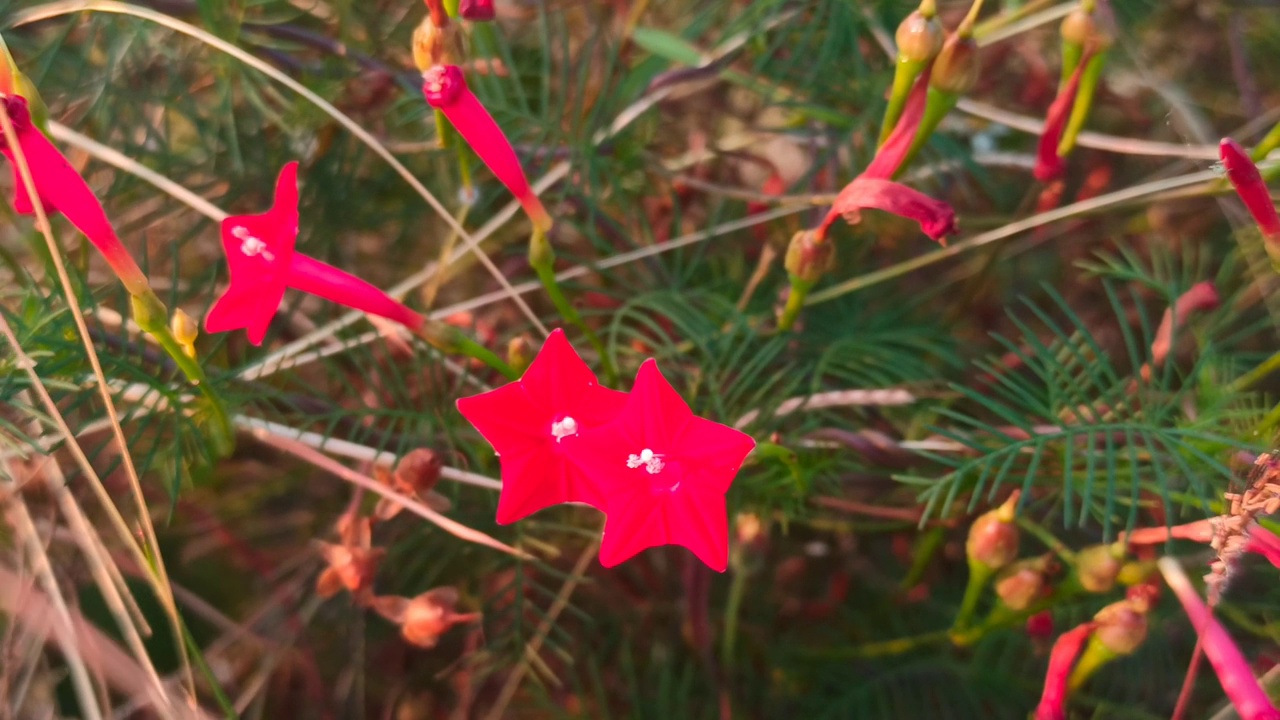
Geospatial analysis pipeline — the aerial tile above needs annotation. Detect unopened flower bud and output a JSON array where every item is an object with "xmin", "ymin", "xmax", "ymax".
[
  {"xmin": 507, "ymin": 335, "xmax": 532, "ymax": 374},
  {"xmin": 171, "ymin": 308, "xmax": 198, "ymax": 358},
  {"xmin": 1076, "ymin": 542, "xmax": 1124, "ymax": 593},
  {"xmin": 784, "ymin": 230, "xmax": 835, "ymax": 286},
  {"xmin": 896, "ymin": 11, "xmax": 944, "ymax": 64},
  {"xmin": 412, "ymin": 18, "xmax": 464, "ymax": 71},
  {"xmin": 1060, "ymin": 4, "xmax": 1114, "ymax": 51},
  {"xmin": 966, "ymin": 491, "xmax": 1021, "ymax": 572},
  {"xmin": 929, "ymin": 34, "xmax": 980, "ymax": 96},
  {"xmin": 995, "ymin": 557, "xmax": 1050, "ymax": 611},
  {"xmin": 735, "ymin": 512, "xmax": 765, "ymax": 547},
  {"xmin": 1092, "ymin": 597, "xmax": 1148, "ymax": 655}
]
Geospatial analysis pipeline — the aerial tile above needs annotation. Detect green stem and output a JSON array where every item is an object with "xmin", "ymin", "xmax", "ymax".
[
  {"xmin": 1016, "ymin": 516, "xmax": 1076, "ymax": 562},
  {"xmin": 951, "ymin": 559, "xmax": 993, "ymax": 635},
  {"xmin": 1057, "ymin": 50, "xmax": 1108, "ymax": 157},
  {"xmin": 1252, "ymin": 120, "xmax": 1280, "ymax": 162},
  {"xmin": 879, "ymin": 59, "xmax": 927, "ymax": 147},
  {"xmin": 1229, "ymin": 348, "xmax": 1280, "ymax": 393},
  {"xmin": 721, "ymin": 547, "xmax": 748, "ymax": 670},
  {"xmin": 180, "ymin": 617, "xmax": 238, "ymax": 719},
  {"xmin": 845, "ymin": 630, "xmax": 952, "ymax": 658},
  {"xmin": 1067, "ymin": 636, "xmax": 1118, "ymax": 690},
  {"xmin": 776, "ymin": 278, "xmax": 813, "ymax": 332},
  {"xmin": 972, "ymin": 0, "xmax": 1055, "ymax": 39},
  {"xmin": 529, "ymin": 231, "xmax": 618, "ymax": 385}
]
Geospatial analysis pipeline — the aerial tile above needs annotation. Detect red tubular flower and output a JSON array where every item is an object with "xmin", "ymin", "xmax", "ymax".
[
  {"xmin": 1034, "ymin": 49, "xmax": 1093, "ymax": 182},
  {"xmin": 205, "ymin": 162, "xmax": 426, "ymax": 345},
  {"xmin": 456, "ymin": 329, "xmax": 628, "ymax": 523},
  {"xmin": 565, "ymin": 360, "xmax": 756, "ymax": 572},
  {"xmin": 1125, "ymin": 519, "xmax": 1280, "ymax": 569},
  {"xmin": 422, "ymin": 65, "xmax": 552, "ymax": 232},
  {"xmin": 818, "ymin": 176, "xmax": 959, "ymax": 245},
  {"xmin": 0, "ymin": 95, "xmax": 148, "ymax": 296},
  {"xmin": 1150, "ymin": 281, "xmax": 1220, "ymax": 366},
  {"xmin": 1221, "ymin": 138, "xmax": 1280, "ymax": 246},
  {"xmin": 1159, "ymin": 558, "xmax": 1280, "ymax": 720},
  {"xmin": 866, "ymin": 69, "xmax": 930, "ymax": 181},
  {"xmin": 1035, "ymin": 622, "xmax": 1095, "ymax": 720}
]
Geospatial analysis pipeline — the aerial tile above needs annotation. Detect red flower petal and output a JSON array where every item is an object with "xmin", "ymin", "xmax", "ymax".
[
  {"xmin": 1034, "ymin": 53, "xmax": 1091, "ymax": 183},
  {"xmin": 1034, "ymin": 622, "xmax": 1095, "ymax": 720},
  {"xmin": 865, "ymin": 69, "xmax": 930, "ymax": 181},
  {"xmin": 456, "ymin": 329, "xmax": 626, "ymax": 522},
  {"xmin": 423, "ymin": 65, "xmax": 552, "ymax": 232},
  {"xmin": 1221, "ymin": 138, "xmax": 1280, "ymax": 244},
  {"xmin": 565, "ymin": 359, "xmax": 754, "ymax": 572},
  {"xmin": 2, "ymin": 96, "xmax": 147, "ymax": 294},
  {"xmin": 1246, "ymin": 526, "xmax": 1280, "ymax": 569},
  {"xmin": 821, "ymin": 176, "xmax": 958, "ymax": 244},
  {"xmin": 205, "ymin": 163, "xmax": 300, "ymax": 345},
  {"xmin": 1160, "ymin": 558, "xmax": 1280, "ymax": 720}
]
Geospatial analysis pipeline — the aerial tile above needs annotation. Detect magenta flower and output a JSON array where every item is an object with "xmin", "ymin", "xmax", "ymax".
[
  {"xmin": 1, "ymin": 95, "xmax": 148, "ymax": 296},
  {"xmin": 205, "ymin": 162, "xmax": 426, "ymax": 345},
  {"xmin": 865, "ymin": 69, "xmax": 930, "ymax": 181},
  {"xmin": 1221, "ymin": 138, "xmax": 1280, "ymax": 246},
  {"xmin": 1034, "ymin": 622, "xmax": 1095, "ymax": 720},
  {"xmin": 1034, "ymin": 50, "xmax": 1093, "ymax": 182},
  {"xmin": 422, "ymin": 65, "xmax": 552, "ymax": 232},
  {"xmin": 456, "ymin": 329, "xmax": 627, "ymax": 523},
  {"xmin": 565, "ymin": 360, "xmax": 756, "ymax": 572},
  {"xmin": 459, "ymin": 0, "xmax": 495, "ymax": 21},
  {"xmin": 817, "ymin": 176, "xmax": 959, "ymax": 245},
  {"xmin": 1159, "ymin": 558, "xmax": 1280, "ymax": 720}
]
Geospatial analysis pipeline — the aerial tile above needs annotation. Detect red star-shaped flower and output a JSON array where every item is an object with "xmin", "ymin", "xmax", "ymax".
[
  {"xmin": 456, "ymin": 329, "xmax": 627, "ymax": 523},
  {"xmin": 565, "ymin": 359, "xmax": 756, "ymax": 572},
  {"xmin": 204, "ymin": 162, "xmax": 299, "ymax": 345},
  {"xmin": 205, "ymin": 162, "xmax": 425, "ymax": 345}
]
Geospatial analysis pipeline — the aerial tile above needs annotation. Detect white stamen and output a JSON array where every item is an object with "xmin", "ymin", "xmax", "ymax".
[
  {"xmin": 626, "ymin": 448, "xmax": 665, "ymax": 474},
  {"xmin": 550, "ymin": 416, "xmax": 578, "ymax": 442},
  {"xmin": 233, "ymin": 225, "xmax": 275, "ymax": 262}
]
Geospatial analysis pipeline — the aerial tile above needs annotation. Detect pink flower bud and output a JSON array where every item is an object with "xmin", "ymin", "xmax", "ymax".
[
  {"xmin": 1092, "ymin": 596, "xmax": 1149, "ymax": 655},
  {"xmin": 1221, "ymin": 138, "xmax": 1280, "ymax": 247},
  {"xmin": 1076, "ymin": 543, "xmax": 1124, "ymax": 593},
  {"xmin": 995, "ymin": 557, "xmax": 1051, "ymax": 611}
]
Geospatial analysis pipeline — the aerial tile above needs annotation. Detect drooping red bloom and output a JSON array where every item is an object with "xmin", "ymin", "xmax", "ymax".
[
  {"xmin": 206, "ymin": 162, "xmax": 427, "ymax": 345},
  {"xmin": 565, "ymin": 359, "xmax": 756, "ymax": 572},
  {"xmin": 1221, "ymin": 138, "xmax": 1280, "ymax": 245},
  {"xmin": 818, "ymin": 176, "xmax": 959, "ymax": 245},
  {"xmin": 816, "ymin": 72, "xmax": 957, "ymax": 245},
  {"xmin": 0, "ymin": 95, "xmax": 149, "ymax": 296},
  {"xmin": 1034, "ymin": 622, "xmax": 1095, "ymax": 720},
  {"xmin": 371, "ymin": 587, "xmax": 480, "ymax": 649},
  {"xmin": 1034, "ymin": 50, "xmax": 1093, "ymax": 182},
  {"xmin": 422, "ymin": 65, "xmax": 552, "ymax": 232},
  {"xmin": 1159, "ymin": 558, "xmax": 1280, "ymax": 720},
  {"xmin": 456, "ymin": 329, "xmax": 627, "ymax": 523}
]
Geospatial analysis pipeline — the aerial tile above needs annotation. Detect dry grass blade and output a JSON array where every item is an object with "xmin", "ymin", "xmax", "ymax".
[{"xmin": 249, "ymin": 428, "xmax": 529, "ymax": 558}]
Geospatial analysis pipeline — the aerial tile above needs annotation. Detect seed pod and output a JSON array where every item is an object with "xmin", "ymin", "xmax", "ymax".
[
  {"xmin": 1076, "ymin": 543, "xmax": 1124, "ymax": 593},
  {"xmin": 784, "ymin": 230, "xmax": 835, "ymax": 286},
  {"xmin": 995, "ymin": 556, "xmax": 1051, "ymax": 611},
  {"xmin": 1092, "ymin": 597, "xmax": 1148, "ymax": 655},
  {"xmin": 965, "ymin": 491, "xmax": 1021, "ymax": 572}
]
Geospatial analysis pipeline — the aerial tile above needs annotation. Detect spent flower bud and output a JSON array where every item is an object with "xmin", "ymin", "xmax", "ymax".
[
  {"xmin": 929, "ymin": 34, "xmax": 980, "ymax": 96},
  {"xmin": 412, "ymin": 17, "xmax": 464, "ymax": 71},
  {"xmin": 1075, "ymin": 542, "xmax": 1124, "ymax": 593},
  {"xmin": 784, "ymin": 230, "xmax": 835, "ymax": 286},
  {"xmin": 995, "ymin": 556, "xmax": 1051, "ymax": 611},
  {"xmin": 965, "ymin": 490, "xmax": 1021, "ymax": 572}
]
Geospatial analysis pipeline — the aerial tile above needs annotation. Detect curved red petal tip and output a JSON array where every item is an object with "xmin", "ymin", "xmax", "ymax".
[
  {"xmin": 831, "ymin": 176, "xmax": 958, "ymax": 243},
  {"xmin": 1246, "ymin": 526, "xmax": 1280, "ymax": 569},
  {"xmin": 1221, "ymin": 137, "xmax": 1280, "ymax": 242},
  {"xmin": 1034, "ymin": 623, "xmax": 1095, "ymax": 720},
  {"xmin": 1034, "ymin": 54, "xmax": 1091, "ymax": 183},
  {"xmin": 460, "ymin": 0, "xmax": 495, "ymax": 20}
]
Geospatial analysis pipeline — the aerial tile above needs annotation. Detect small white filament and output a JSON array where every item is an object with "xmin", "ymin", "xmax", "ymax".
[
  {"xmin": 550, "ymin": 416, "xmax": 578, "ymax": 442},
  {"xmin": 233, "ymin": 226, "xmax": 275, "ymax": 262},
  {"xmin": 626, "ymin": 448, "xmax": 664, "ymax": 474}
]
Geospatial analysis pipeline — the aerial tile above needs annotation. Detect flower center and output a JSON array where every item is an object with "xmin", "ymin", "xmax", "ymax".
[
  {"xmin": 232, "ymin": 226, "xmax": 275, "ymax": 262},
  {"xmin": 626, "ymin": 448, "xmax": 665, "ymax": 475},
  {"xmin": 550, "ymin": 416, "xmax": 578, "ymax": 442}
]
